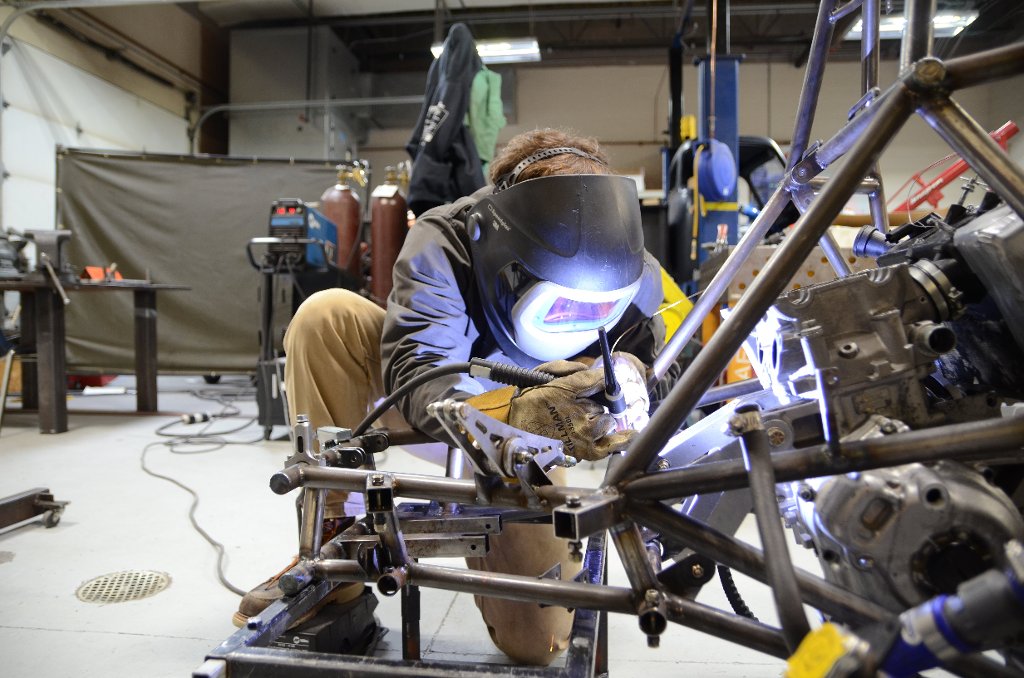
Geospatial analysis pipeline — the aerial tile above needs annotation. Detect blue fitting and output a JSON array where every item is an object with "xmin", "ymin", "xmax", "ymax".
[{"xmin": 930, "ymin": 595, "xmax": 975, "ymax": 655}]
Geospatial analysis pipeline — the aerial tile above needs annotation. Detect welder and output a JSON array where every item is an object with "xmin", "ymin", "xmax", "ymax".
[{"xmin": 236, "ymin": 128, "xmax": 672, "ymax": 665}]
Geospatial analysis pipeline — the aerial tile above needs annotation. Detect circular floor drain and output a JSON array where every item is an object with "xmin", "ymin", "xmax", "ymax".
[{"xmin": 76, "ymin": 570, "xmax": 171, "ymax": 604}]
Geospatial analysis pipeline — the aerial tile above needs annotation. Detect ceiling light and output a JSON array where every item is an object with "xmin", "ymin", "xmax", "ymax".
[
  {"xmin": 430, "ymin": 37, "xmax": 541, "ymax": 64},
  {"xmin": 845, "ymin": 10, "xmax": 978, "ymax": 40}
]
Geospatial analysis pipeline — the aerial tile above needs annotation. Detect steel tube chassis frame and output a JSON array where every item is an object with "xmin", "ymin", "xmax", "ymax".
[{"xmin": 199, "ymin": 2, "xmax": 1024, "ymax": 675}]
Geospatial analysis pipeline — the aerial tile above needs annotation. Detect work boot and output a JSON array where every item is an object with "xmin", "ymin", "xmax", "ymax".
[
  {"xmin": 232, "ymin": 565, "xmax": 366, "ymax": 628},
  {"xmin": 232, "ymin": 517, "xmax": 355, "ymax": 628}
]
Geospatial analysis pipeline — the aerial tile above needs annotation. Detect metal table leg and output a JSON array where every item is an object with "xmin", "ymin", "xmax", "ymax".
[
  {"xmin": 35, "ymin": 289, "xmax": 67, "ymax": 433},
  {"xmin": 19, "ymin": 291, "xmax": 37, "ymax": 411},
  {"xmin": 134, "ymin": 288, "xmax": 158, "ymax": 412},
  {"xmin": 401, "ymin": 583, "xmax": 421, "ymax": 660}
]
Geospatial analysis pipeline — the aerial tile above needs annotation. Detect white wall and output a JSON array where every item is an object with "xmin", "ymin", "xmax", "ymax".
[
  {"xmin": 228, "ymin": 26, "xmax": 363, "ymax": 160},
  {"xmin": 2, "ymin": 40, "xmax": 189, "ymax": 233}
]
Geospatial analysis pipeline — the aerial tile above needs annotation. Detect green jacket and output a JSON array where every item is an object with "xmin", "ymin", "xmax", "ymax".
[{"xmin": 465, "ymin": 67, "xmax": 507, "ymax": 177}]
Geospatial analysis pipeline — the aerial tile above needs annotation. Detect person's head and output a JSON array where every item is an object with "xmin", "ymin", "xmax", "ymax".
[
  {"xmin": 468, "ymin": 129, "xmax": 646, "ymax": 365},
  {"xmin": 489, "ymin": 128, "xmax": 609, "ymax": 185}
]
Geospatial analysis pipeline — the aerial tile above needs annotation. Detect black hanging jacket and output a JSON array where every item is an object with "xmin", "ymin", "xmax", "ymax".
[{"xmin": 406, "ymin": 23, "xmax": 486, "ymax": 217}]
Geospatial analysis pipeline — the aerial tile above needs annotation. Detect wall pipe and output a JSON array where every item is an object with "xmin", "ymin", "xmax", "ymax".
[{"xmin": 187, "ymin": 95, "xmax": 425, "ymax": 154}]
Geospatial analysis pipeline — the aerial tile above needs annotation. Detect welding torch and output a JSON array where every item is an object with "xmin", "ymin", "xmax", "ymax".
[{"xmin": 597, "ymin": 327, "xmax": 629, "ymax": 431}]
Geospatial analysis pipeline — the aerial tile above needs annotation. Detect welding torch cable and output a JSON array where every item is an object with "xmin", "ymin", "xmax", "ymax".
[{"xmin": 351, "ymin": 358, "xmax": 556, "ymax": 437}]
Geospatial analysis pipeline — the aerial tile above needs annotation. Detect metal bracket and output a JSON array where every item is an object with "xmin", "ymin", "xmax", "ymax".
[{"xmin": 427, "ymin": 398, "xmax": 574, "ymax": 478}]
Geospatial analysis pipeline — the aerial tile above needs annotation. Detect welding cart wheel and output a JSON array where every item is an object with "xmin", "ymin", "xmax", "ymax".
[
  {"xmin": 203, "ymin": 374, "xmax": 221, "ymax": 385},
  {"xmin": 42, "ymin": 511, "xmax": 60, "ymax": 528}
]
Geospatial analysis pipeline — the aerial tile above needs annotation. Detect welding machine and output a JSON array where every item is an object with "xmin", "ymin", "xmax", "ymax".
[{"xmin": 267, "ymin": 199, "xmax": 338, "ymax": 270}]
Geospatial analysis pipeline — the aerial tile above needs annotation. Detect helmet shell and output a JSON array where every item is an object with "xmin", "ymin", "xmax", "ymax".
[{"xmin": 467, "ymin": 174, "xmax": 645, "ymax": 363}]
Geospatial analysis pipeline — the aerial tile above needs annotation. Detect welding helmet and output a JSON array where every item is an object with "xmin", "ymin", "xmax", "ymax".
[{"xmin": 466, "ymin": 173, "xmax": 645, "ymax": 364}]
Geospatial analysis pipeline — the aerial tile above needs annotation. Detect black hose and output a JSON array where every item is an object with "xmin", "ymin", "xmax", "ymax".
[
  {"xmin": 352, "ymin": 362, "xmax": 473, "ymax": 436},
  {"xmin": 351, "ymin": 358, "xmax": 555, "ymax": 437},
  {"xmin": 718, "ymin": 565, "xmax": 758, "ymax": 621}
]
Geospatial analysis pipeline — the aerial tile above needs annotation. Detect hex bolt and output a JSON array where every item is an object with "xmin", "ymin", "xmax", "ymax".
[
  {"xmin": 880, "ymin": 420, "xmax": 898, "ymax": 434},
  {"xmin": 767, "ymin": 427, "xmax": 787, "ymax": 447},
  {"xmin": 691, "ymin": 563, "xmax": 705, "ymax": 579},
  {"xmin": 798, "ymin": 485, "xmax": 816, "ymax": 502},
  {"xmin": 370, "ymin": 473, "xmax": 384, "ymax": 486},
  {"xmin": 656, "ymin": 459, "xmax": 670, "ymax": 470},
  {"xmin": 513, "ymin": 450, "xmax": 532, "ymax": 464},
  {"xmin": 565, "ymin": 495, "xmax": 581, "ymax": 508}
]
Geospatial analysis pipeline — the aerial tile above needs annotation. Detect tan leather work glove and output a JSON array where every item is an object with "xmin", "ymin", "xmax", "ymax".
[
  {"xmin": 507, "ymin": 367, "xmax": 635, "ymax": 461},
  {"xmin": 464, "ymin": 360, "xmax": 591, "ymax": 422}
]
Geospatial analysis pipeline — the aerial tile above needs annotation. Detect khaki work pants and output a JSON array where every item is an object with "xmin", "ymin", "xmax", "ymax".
[{"xmin": 284, "ymin": 288, "xmax": 576, "ymax": 665}]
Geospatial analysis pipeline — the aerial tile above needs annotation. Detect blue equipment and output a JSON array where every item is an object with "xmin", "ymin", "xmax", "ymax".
[{"xmin": 267, "ymin": 199, "xmax": 338, "ymax": 270}]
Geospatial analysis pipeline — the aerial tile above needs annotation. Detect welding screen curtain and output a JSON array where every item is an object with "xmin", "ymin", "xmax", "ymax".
[{"xmin": 57, "ymin": 148, "xmax": 341, "ymax": 373}]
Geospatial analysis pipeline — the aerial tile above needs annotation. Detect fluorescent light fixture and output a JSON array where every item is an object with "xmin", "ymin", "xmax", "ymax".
[
  {"xmin": 845, "ymin": 10, "xmax": 978, "ymax": 40},
  {"xmin": 430, "ymin": 37, "xmax": 541, "ymax": 64}
]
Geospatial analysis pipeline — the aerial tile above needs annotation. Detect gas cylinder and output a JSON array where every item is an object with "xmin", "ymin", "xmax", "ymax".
[
  {"xmin": 369, "ymin": 165, "xmax": 410, "ymax": 306},
  {"xmin": 320, "ymin": 161, "xmax": 366, "ymax": 277}
]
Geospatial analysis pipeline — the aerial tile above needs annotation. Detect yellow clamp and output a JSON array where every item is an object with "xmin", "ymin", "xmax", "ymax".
[{"xmin": 784, "ymin": 623, "xmax": 852, "ymax": 678}]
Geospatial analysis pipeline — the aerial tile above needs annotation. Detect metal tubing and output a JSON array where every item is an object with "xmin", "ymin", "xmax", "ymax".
[
  {"xmin": 943, "ymin": 42, "xmax": 1024, "ymax": 91},
  {"xmin": 918, "ymin": 96, "xmax": 1024, "ymax": 219},
  {"xmin": 313, "ymin": 559, "xmax": 367, "ymax": 582},
  {"xmin": 408, "ymin": 562, "xmax": 637, "ymax": 614},
  {"xmin": 624, "ymin": 415, "xmax": 1024, "ymax": 501},
  {"xmin": 378, "ymin": 566, "xmax": 409, "ymax": 597},
  {"xmin": 733, "ymin": 407, "xmax": 811, "ymax": 650},
  {"xmin": 274, "ymin": 464, "xmax": 591, "ymax": 511},
  {"xmin": 861, "ymin": 0, "xmax": 879, "ymax": 92},
  {"xmin": 611, "ymin": 523, "xmax": 662, "ymax": 593},
  {"xmin": 298, "ymin": 486, "xmax": 326, "ymax": 560},
  {"xmin": 627, "ymin": 500, "xmax": 890, "ymax": 624},
  {"xmin": 830, "ymin": 0, "xmax": 863, "ymax": 22},
  {"xmin": 610, "ymin": 523, "xmax": 666, "ymax": 643},
  {"xmin": 408, "ymin": 561, "xmax": 789, "ymax": 659},
  {"xmin": 695, "ymin": 377, "xmax": 764, "ymax": 406},
  {"xmin": 611, "ymin": 85, "xmax": 914, "ymax": 487},
  {"xmin": 899, "ymin": 0, "xmax": 935, "ymax": 73},
  {"xmin": 663, "ymin": 591, "xmax": 789, "ymax": 658},
  {"xmin": 650, "ymin": 184, "xmax": 790, "ymax": 383},
  {"xmin": 814, "ymin": 94, "xmax": 886, "ymax": 168},
  {"xmin": 786, "ymin": 0, "xmax": 836, "ymax": 171},
  {"xmin": 818, "ymin": 229, "xmax": 852, "ymax": 277},
  {"xmin": 867, "ymin": 171, "xmax": 889, "ymax": 232}
]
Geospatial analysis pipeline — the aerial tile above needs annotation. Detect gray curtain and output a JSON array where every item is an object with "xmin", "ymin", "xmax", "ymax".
[{"xmin": 57, "ymin": 148, "xmax": 342, "ymax": 373}]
